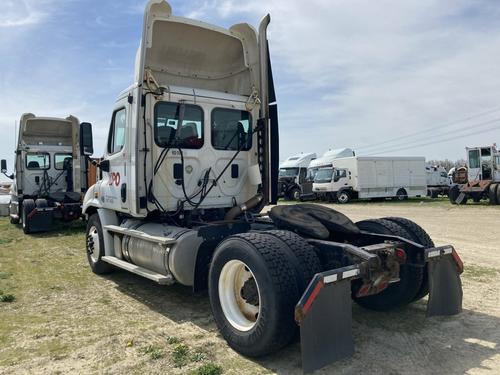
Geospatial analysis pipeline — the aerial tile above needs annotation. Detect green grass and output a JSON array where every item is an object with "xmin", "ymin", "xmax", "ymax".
[
  {"xmin": 140, "ymin": 345, "xmax": 165, "ymax": 360},
  {"xmin": 171, "ymin": 343, "xmax": 190, "ymax": 367},
  {"xmin": 0, "ymin": 293, "xmax": 15, "ymax": 302},
  {"xmin": 193, "ymin": 363, "xmax": 223, "ymax": 375},
  {"xmin": 166, "ymin": 335, "xmax": 181, "ymax": 345}
]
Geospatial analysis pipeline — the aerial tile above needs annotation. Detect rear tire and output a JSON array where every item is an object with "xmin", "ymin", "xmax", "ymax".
[
  {"xmin": 383, "ymin": 217, "xmax": 434, "ymax": 301},
  {"xmin": 86, "ymin": 213, "xmax": 113, "ymax": 274},
  {"xmin": 22, "ymin": 199, "xmax": 35, "ymax": 234},
  {"xmin": 488, "ymin": 184, "xmax": 498, "ymax": 205},
  {"xmin": 396, "ymin": 188, "xmax": 408, "ymax": 201},
  {"xmin": 208, "ymin": 233, "xmax": 300, "ymax": 357},
  {"xmin": 354, "ymin": 219, "xmax": 423, "ymax": 310},
  {"xmin": 263, "ymin": 230, "xmax": 322, "ymax": 290}
]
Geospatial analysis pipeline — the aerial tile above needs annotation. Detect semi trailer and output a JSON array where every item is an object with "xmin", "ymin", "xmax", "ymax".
[
  {"xmin": 449, "ymin": 144, "xmax": 500, "ymax": 204},
  {"xmin": 278, "ymin": 152, "xmax": 316, "ymax": 200},
  {"xmin": 82, "ymin": 2, "xmax": 463, "ymax": 373},
  {"xmin": 1, "ymin": 113, "xmax": 94, "ymax": 233},
  {"xmin": 426, "ymin": 164, "xmax": 450, "ymax": 198},
  {"xmin": 313, "ymin": 156, "xmax": 427, "ymax": 203}
]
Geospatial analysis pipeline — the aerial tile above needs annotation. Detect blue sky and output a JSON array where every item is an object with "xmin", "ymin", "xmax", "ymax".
[{"xmin": 1, "ymin": 0, "xmax": 500, "ymax": 181}]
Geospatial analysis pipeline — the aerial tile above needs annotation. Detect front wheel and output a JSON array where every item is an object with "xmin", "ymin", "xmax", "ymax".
[
  {"xmin": 337, "ymin": 190, "xmax": 351, "ymax": 204},
  {"xmin": 86, "ymin": 213, "xmax": 113, "ymax": 274},
  {"xmin": 208, "ymin": 233, "xmax": 300, "ymax": 357}
]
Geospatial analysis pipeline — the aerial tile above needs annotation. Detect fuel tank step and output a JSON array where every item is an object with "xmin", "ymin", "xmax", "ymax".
[
  {"xmin": 102, "ymin": 256, "xmax": 174, "ymax": 285},
  {"xmin": 103, "ymin": 224, "xmax": 176, "ymax": 245}
]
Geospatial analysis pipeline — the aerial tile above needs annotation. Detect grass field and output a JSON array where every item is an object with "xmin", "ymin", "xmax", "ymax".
[{"xmin": 0, "ymin": 200, "xmax": 499, "ymax": 374}]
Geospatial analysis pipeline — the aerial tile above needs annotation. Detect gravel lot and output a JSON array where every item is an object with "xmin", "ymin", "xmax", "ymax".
[{"xmin": 0, "ymin": 199, "xmax": 499, "ymax": 374}]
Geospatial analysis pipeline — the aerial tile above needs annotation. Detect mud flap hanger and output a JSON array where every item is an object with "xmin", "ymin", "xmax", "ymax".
[{"xmin": 295, "ymin": 240, "xmax": 463, "ymax": 374}]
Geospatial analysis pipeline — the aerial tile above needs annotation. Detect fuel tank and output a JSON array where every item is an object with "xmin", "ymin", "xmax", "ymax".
[{"xmin": 119, "ymin": 220, "xmax": 203, "ymax": 286}]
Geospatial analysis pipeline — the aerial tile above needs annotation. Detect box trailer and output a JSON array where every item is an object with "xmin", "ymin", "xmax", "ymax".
[{"xmin": 313, "ymin": 156, "xmax": 426, "ymax": 203}]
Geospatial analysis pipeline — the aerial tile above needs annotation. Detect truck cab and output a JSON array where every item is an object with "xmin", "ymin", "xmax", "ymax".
[
  {"xmin": 1, "ymin": 114, "xmax": 94, "ymax": 233},
  {"xmin": 278, "ymin": 152, "xmax": 316, "ymax": 200},
  {"xmin": 313, "ymin": 165, "xmax": 352, "ymax": 203},
  {"xmin": 466, "ymin": 145, "xmax": 500, "ymax": 182}
]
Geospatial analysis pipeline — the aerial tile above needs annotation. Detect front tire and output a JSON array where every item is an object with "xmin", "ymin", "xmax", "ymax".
[
  {"xmin": 86, "ymin": 213, "xmax": 113, "ymax": 274},
  {"xmin": 337, "ymin": 190, "xmax": 351, "ymax": 204},
  {"xmin": 208, "ymin": 233, "xmax": 300, "ymax": 357},
  {"xmin": 22, "ymin": 199, "xmax": 35, "ymax": 234}
]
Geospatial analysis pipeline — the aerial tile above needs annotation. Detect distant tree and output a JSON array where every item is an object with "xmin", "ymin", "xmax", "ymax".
[{"xmin": 427, "ymin": 158, "xmax": 467, "ymax": 171}]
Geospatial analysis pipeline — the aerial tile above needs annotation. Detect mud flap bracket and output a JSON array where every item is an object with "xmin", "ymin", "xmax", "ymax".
[{"xmin": 425, "ymin": 246, "xmax": 463, "ymax": 317}]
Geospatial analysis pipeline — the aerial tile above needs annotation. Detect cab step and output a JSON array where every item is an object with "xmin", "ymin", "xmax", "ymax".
[
  {"xmin": 102, "ymin": 256, "xmax": 174, "ymax": 285},
  {"xmin": 103, "ymin": 225, "xmax": 176, "ymax": 245}
]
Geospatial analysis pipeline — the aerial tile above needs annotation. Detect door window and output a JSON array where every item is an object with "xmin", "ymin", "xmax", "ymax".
[
  {"xmin": 468, "ymin": 149, "xmax": 480, "ymax": 169},
  {"xmin": 108, "ymin": 108, "xmax": 127, "ymax": 154}
]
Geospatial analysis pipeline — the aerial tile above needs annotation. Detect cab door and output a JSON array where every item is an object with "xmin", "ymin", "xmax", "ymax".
[
  {"xmin": 100, "ymin": 97, "xmax": 131, "ymax": 213},
  {"xmin": 467, "ymin": 147, "xmax": 482, "ymax": 181}
]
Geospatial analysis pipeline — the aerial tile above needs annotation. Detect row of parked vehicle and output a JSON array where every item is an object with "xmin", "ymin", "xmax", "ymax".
[{"xmin": 278, "ymin": 145, "xmax": 500, "ymax": 204}]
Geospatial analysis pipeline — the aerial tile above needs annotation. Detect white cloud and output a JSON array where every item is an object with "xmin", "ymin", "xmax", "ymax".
[
  {"xmin": 0, "ymin": 0, "xmax": 48, "ymax": 28},
  {"xmin": 179, "ymin": 0, "xmax": 500, "ymax": 160}
]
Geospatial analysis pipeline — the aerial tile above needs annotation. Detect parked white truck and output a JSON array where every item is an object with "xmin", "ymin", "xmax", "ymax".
[
  {"xmin": 1, "ymin": 114, "xmax": 94, "ymax": 233},
  {"xmin": 81, "ymin": 2, "xmax": 463, "ymax": 373},
  {"xmin": 426, "ymin": 164, "xmax": 450, "ymax": 198},
  {"xmin": 278, "ymin": 152, "xmax": 316, "ymax": 200},
  {"xmin": 313, "ymin": 156, "xmax": 426, "ymax": 203}
]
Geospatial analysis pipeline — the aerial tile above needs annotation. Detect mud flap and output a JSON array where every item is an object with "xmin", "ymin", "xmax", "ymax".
[
  {"xmin": 426, "ymin": 247, "xmax": 463, "ymax": 316},
  {"xmin": 296, "ymin": 266, "xmax": 360, "ymax": 374}
]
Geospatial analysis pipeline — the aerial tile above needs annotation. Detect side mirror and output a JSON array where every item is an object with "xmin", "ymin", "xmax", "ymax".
[
  {"xmin": 80, "ymin": 122, "xmax": 94, "ymax": 156},
  {"xmin": 1, "ymin": 159, "xmax": 6, "ymax": 174},
  {"xmin": 99, "ymin": 159, "xmax": 110, "ymax": 172}
]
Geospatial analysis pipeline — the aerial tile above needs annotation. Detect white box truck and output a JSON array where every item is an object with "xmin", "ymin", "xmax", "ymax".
[{"xmin": 313, "ymin": 156, "xmax": 426, "ymax": 203}]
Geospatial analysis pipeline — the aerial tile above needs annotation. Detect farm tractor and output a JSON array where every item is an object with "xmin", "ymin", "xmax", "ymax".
[
  {"xmin": 82, "ymin": 1, "xmax": 464, "ymax": 373},
  {"xmin": 449, "ymin": 144, "xmax": 500, "ymax": 204},
  {"xmin": 1, "ymin": 114, "xmax": 96, "ymax": 233}
]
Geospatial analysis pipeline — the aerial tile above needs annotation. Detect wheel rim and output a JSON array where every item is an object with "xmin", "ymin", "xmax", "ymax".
[
  {"xmin": 87, "ymin": 225, "xmax": 101, "ymax": 263},
  {"xmin": 218, "ymin": 260, "xmax": 261, "ymax": 332},
  {"xmin": 338, "ymin": 193, "xmax": 348, "ymax": 203},
  {"xmin": 293, "ymin": 190, "xmax": 300, "ymax": 200}
]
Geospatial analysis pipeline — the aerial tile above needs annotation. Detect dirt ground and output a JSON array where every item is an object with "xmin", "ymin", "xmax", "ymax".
[{"xmin": 0, "ymin": 199, "xmax": 499, "ymax": 374}]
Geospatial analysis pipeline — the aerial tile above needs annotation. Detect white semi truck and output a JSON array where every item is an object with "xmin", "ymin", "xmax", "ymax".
[
  {"xmin": 426, "ymin": 164, "xmax": 450, "ymax": 198},
  {"xmin": 1, "ymin": 114, "xmax": 94, "ymax": 233},
  {"xmin": 449, "ymin": 144, "xmax": 500, "ymax": 204},
  {"xmin": 278, "ymin": 152, "xmax": 316, "ymax": 200},
  {"xmin": 313, "ymin": 156, "xmax": 426, "ymax": 203},
  {"xmin": 81, "ymin": 2, "xmax": 463, "ymax": 373}
]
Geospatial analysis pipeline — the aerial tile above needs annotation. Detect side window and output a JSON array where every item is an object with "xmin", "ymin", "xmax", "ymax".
[
  {"xmin": 468, "ymin": 149, "xmax": 480, "ymax": 169},
  {"xmin": 54, "ymin": 154, "xmax": 72, "ymax": 170},
  {"xmin": 26, "ymin": 153, "xmax": 50, "ymax": 170},
  {"xmin": 108, "ymin": 108, "xmax": 127, "ymax": 154},
  {"xmin": 211, "ymin": 108, "xmax": 252, "ymax": 151},
  {"xmin": 154, "ymin": 102, "xmax": 204, "ymax": 149}
]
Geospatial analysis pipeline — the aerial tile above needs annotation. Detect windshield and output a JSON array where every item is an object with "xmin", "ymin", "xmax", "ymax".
[
  {"xmin": 314, "ymin": 168, "xmax": 333, "ymax": 183},
  {"xmin": 306, "ymin": 168, "xmax": 318, "ymax": 181},
  {"xmin": 279, "ymin": 168, "xmax": 299, "ymax": 178}
]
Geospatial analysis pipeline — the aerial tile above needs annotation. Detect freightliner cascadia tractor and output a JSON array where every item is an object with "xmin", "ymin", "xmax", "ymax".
[
  {"xmin": 82, "ymin": 1, "xmax": 464, "ymax": 373},
  {"xmin": 1, "ymin": 114, "xmax": 94, "ymax": 234}
]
